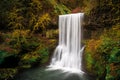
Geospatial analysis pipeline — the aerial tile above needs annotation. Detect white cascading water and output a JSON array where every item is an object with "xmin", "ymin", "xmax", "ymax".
[{"xmin": 49, "ymin": 13, "xmax": 84, "ymax": 73}]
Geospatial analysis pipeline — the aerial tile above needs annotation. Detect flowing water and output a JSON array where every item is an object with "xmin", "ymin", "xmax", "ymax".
[
  {"xmin": 49, "ymin": 13, "xmax": 85, "ymax": 73},
  {"xmin": 15, "ymin": 13, "xmax": 94, "ymax": 80}
]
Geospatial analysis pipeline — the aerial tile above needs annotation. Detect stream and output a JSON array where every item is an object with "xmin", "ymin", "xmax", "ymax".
[{"xmin": 15, "ymin": 67, "xmax": 94, "ymax": 80}]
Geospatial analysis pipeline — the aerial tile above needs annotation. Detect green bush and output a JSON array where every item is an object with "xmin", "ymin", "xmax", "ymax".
[
  {"xmin": 85, "ymin": 24, "xmax": 120, "ymax": 80},
  {"xmin": 38, "ymin": 48, "xmax": 49, "ymax": 64}
]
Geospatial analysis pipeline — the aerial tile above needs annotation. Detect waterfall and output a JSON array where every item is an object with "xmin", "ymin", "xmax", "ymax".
[{"xmin": 49, "ymin": 13, "xmax": 84, "ymax": 73}]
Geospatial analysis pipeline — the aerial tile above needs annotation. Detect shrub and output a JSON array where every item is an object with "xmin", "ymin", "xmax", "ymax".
[{"xmin": 85, "ymin": 24, "xmax": 120, "ymax": 79}]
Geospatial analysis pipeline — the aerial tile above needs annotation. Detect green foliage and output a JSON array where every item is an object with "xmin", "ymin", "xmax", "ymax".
[
  {"xmin": 87, "ymin": 0, "xmax": 120, "ymax": 29},
  {"xmin": 56, "ymin": 0, "xmax": 84, "ymax": 9},
  {"xmin": 54, "ymin": 4, "xmax": 71, "ymax": 14},
  {"xmin": 12, "ymin": 30, "xmax": 30, "ymax": 43},
  {"xmin": 109, "ymin": 47, "xmax": 120, "ymax": 63},
  {"xmin": 8, "ymin": 7, "xmax": 24, "ymax": 29},
  {"xmin": 33, "ymin": 13, "xmax": 51, "ymax": 32},
  {"xmin": 3, "ymin": 0, "xmax": 69, "ymax": 33},
  {"xmin": 46, "ymin": 29, "xmax": 58, "ymax": 38},
  {"xmin": 85, "ymin": 24, "xmax": 120, "ymax": 80},
  {"xmin": 98, "ymin": 33, "xmax": 120, "ymax": 80},
  {"xmin": 38, "ymin": 48, "xmax": 49, "ymax": 64},
  {"xmin": 84, "ymin": 52, "xmax": 94, "ymax": 72},
  {"xmin": 0, "ymin": 0, "xmax": 82, "ymax": 80},
  {"xmin": 21, "ymin": 52, "xmax": 40, "ymax": 65},
  {"xmin": 0, "ymin": 0, "xmax": 72, "ymax": 32},
  {"xmin": 5, "ymin": 0, "xmax": 52, "ymax": 32},
  {"xmin": 83, "ymin": 0, "xmax": 98, "ymax": 14},
  {"xmin": 1, "ymin": 0, "xmax": 120, "ymax": 80},
  {"xmin": 20, "ymin": 44, "xmax": 49, "ymax": 66},
  {"xmin": 21, "ymin": 41, "xmax": 39, "ymax": 51},
  {"xmin": 49, "ymin": 0, "xmax": 71, "ymax": 15},
  {"xmin": 0, "ymin": 31, "xmax": 52, "ymax": 74},
  {"xmin": 0, "ymin": 51, "xmax": 8, "ymax": 64}
]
